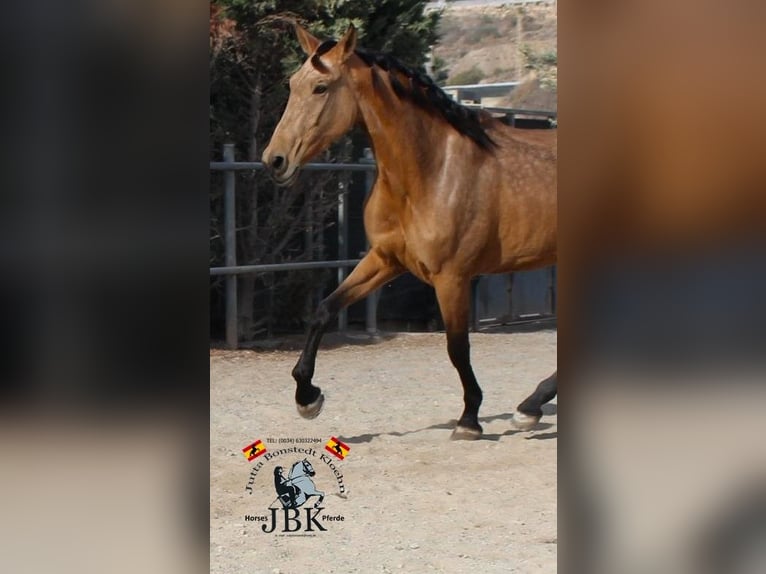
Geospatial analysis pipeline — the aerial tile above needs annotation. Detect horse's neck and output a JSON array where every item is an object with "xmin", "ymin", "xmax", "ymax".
[{"xmin": 354, "ymin": 76, "xmax": 447, "ymax": 194}]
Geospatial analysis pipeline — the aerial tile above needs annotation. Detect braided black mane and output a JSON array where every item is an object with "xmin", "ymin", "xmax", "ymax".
[{"xmin": 311, "ymin": 40, "xmax": 497, "ymax": 150}]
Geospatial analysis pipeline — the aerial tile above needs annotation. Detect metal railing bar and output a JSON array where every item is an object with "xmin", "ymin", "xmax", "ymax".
[{"xmin": 210, "ymin": 259, "xmax": 362, "ymax": 276}]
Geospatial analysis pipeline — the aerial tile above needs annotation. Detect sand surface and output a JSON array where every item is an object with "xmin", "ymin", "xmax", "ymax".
[{"xmin": 211, "ymin": 329, "xmax": 556, "ymax": 573}]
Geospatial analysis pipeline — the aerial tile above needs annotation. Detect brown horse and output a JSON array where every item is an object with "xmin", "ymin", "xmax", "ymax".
[{"xmin": 262, "ymin": 24, "xmax": 557, "ymax": 439}]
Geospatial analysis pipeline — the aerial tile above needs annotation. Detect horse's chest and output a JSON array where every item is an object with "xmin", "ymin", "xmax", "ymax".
[
  {"xmin": 396, "ymin": 225, "xmax": 451, "ymax": 283},
  {"xmin": 365, "ymin": 187, "xmax": 455, "ymax": 278}
]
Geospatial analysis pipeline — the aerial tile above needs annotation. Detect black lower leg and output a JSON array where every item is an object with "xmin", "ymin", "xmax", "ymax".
[
  {"xmin": 517, "ymin": 371, "xmax": 557, "ymax": 418},
  {"xmin": 292, "ymin": 296, "xmax": 341, "ymax": 406},
  {"xmin": 447, "ymin": 330, "xmax": 483, "ymax": 431}
]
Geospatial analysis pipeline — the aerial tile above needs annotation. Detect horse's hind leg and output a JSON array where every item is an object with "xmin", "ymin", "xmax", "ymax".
[
  {"xmin": 434, "ymin": 277, "xmax": 483, "ymax": 440},
  {"xmin": 291, "ymin": 250, "xmax": 402, "ymax": 418},
  {"xmin": 512, "ymin": 371, "xmax": 557, "ymax": 430}
]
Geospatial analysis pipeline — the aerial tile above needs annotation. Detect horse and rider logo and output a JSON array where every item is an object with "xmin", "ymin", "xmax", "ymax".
[
  {"xmin": 242, "ymin": 437, "xmax": 348, "ymax": 535},
  {"xmin": 272, "ymin": 459, "xmax": 324, "ymax": 509}
]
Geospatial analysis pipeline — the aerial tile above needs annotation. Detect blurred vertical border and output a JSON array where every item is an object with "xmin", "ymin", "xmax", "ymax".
[
  {"xmin": 560, "ymin": 0, "xmax": 766, "ymax": 572},
  {"xmin": 0, "ymin": 1, "xmax": 210, "ymax": 573}
]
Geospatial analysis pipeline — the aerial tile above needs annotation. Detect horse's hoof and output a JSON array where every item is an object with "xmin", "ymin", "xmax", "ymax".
[
  {"xmin": 296, "ymin": 393, "xmax": 325, "ymax": 419},
  {"xmin": 450, "ymin": 425, "xmax": 483, "ymax": 441},
  {"xmin": 512, "ymin": 410, "xmax": 541, "ymax": 431}
]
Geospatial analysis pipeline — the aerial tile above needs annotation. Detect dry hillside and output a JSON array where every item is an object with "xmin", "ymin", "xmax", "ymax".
[{"xmin": 432, "ymin": 3, "xmax": 557, "ymax": 110}]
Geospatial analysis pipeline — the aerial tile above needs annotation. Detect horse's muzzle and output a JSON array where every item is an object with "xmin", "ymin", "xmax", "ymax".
[{"xmin": 262, "ymin": 149, "xmax": 299, "ymax": 186}]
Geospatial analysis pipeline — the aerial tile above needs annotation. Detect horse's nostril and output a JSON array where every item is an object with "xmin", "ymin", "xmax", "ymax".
[{"xmin": 271, "ymin": 155, "xmax": 285, "ymax": 171}]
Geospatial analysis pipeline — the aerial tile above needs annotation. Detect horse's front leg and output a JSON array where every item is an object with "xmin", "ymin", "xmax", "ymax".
[
  {"xmin": 311, "ymin": 490, "xmax": 325, "ymax": 508},
  {"xmin": 434, "ymin": 276, "xmax": 483, "ymax": 440},
  {"xmin": 292, "ymin": 249, "xmax": 402, "ymax": 418}
]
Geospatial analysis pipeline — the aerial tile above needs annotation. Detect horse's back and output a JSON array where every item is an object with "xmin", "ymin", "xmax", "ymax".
[{"xmin": 504, "ymin": 124, "xmax": 557, "ymax": 153}]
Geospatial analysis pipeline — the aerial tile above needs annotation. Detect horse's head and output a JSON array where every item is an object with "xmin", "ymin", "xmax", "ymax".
[
  {"xmin": 301, "ymin": 458, "xmax": 316, "ymax": 477},
  {"xmin": 262, "ymin": 23, "xmax": 359, "ymax": 186}
]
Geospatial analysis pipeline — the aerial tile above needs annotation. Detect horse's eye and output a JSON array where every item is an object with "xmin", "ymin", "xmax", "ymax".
[{"xmin": 313, "ymin": 84, "xmax": 328, "ymax": 95}]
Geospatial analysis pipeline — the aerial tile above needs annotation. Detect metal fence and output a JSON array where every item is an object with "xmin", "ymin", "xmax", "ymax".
[{"xmin": 210, "ymin": 144, "xmax": 377, "ymax": 349}]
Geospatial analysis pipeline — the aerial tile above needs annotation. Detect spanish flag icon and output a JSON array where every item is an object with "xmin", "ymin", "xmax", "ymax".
[
  {"xmin": 242, "ymin": 439, "xmax": 266, "ymax": 461},
  {"xmin": 324, "ymin": 437, "xmax": 350, "ymax": 460}
]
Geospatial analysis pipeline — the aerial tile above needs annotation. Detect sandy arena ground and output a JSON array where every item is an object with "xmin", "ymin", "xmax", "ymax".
[{"xmin": 211, "ymin": 328, "xmax": 557, "ymax": 574}]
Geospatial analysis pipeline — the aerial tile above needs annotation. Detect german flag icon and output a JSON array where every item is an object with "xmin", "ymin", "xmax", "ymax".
[
  {"xmin": 242, "ymin": 439, "xmax": 266, "ymax": 461},
  {"xmin": 325, "ymin": 437, "xmax": 350, "ymax": 460}
]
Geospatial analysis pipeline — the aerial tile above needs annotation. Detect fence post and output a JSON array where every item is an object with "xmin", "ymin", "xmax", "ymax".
[
  {"xmin": 549, "ymin": 265, "xmax": 557, "ymax": 315},
  {"xmin": 337, "ymin": 179, "xmax": 349, "ymax": 331},
  {"xmin": 361, "ymin": 148, "xmax": 378, "ymax": 335},
  {"xmin": 223, "ymin": 143, "xmax": 238, "ymax": 349}
]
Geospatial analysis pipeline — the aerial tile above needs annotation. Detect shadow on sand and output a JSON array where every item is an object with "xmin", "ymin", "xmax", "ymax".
[{"xmin": 343, "ymin": 410, "xmax": 556, "ymax": 444}]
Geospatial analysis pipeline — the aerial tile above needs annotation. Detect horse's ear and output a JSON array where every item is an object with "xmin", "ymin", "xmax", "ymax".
[
  {"xmin": 294, "ymin": 23, "xmax": 321, "ymax": 55},
  {"xmin": 337, "ymin": 24, "xmax": 357, "ymax": 62}
]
